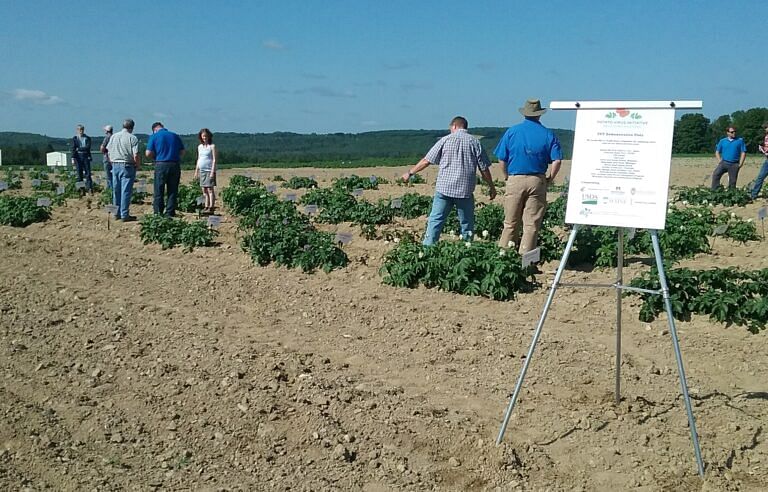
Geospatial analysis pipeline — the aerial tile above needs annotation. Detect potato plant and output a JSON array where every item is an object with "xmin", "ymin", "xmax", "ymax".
[
  {"xmin": 0, "ymin": 196, "xmax": 51, "ymax": 227},
  {"xmin": 673, "ymin": 186, "xmax": 752, "ymax": 207},
  {"xmin": 176, "ymin": 184, "xmax": 202, "ymax": 213},
  {"xmin": 332, "ymin": 174, "xmax": 381, "ymax": 191},
  {"xmin": 380, "ymin": 237, "xmax": 534, "ymax": 301},
  {"xmin": 139, "ymin": 215, "xmax": 217, "ymax": 252},
  {"xmin": 396, "ymin": 173, "xmax": 426, "ymax": 186},
  {"xmin": 628, "ymin": 266, "xmax": 768, "ymax": 333},
  {"xmin": 282, "ymin": 176, "xmax": 318, "ymax": 189},
  {"xmin": 222, "ymin": 176, "xmax": 348, "ymax": 273}
]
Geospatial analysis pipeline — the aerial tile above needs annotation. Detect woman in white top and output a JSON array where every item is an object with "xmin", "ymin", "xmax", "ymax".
[{"xmin": 193, "ymin": 128, "xmax": 217, "ymax": 214}]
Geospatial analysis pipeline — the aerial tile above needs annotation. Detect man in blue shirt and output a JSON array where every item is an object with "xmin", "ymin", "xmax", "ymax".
[
  {"xmin": 146, "ymin": 122, "xmax": 185, "ymax": 217},
  {"xmin": 494, "ymin": 99, "xmax": 562, "ymax": 254},
  {"xmin": 712, "ymin": 126, "xmax": 746, "ymax": 190}
]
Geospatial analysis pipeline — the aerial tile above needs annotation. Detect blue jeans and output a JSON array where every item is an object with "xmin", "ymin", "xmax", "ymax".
[
  {"xmin": 112, "ymin": 163, "xmax": 136, "ymax": 218},
  {"xmin": 103, "ymin": 161, "xmax": 113, "ymax": 190},
  {"xmin": 74, "ymin": 153, "xmax": 93, "ymax": 192},
  {"xmin": 423, "ymin": 191, "xmax": 474, "ymax": 246},
  {"xmin": 751, "ymin": 159, "xmax": 768, "ymax": 199},
  {"xmin": 153, "ymin": 161, "xmax": 181, "ymax": 216}
]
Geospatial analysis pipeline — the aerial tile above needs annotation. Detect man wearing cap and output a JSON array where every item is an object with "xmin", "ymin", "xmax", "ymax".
[
  {"xmin": 712, "ymin": 126, "xmax": 746, "ymax": 190},
  {"xmin": 402, "ymin": 116, "xmax": 496, "ymax": 245},
  {"xmin": 99, "ymin": 125, "xmax": 114, "ymax": 191},
  {"xmin": 145, "ymin": 122, "xmax": 185, "ymax": 217},
  {"xmin": 495, "ymin": 99, "xmax": 562, "ymax": 254},
  {"xmin": 106, "ymin": 119, "xmax": 141, "ymax": 221},
  {"xmin": 71, "ymin": 124, "xmax": 93, "ymax": 195},
  {"xmin": 750, "ymin": 123, "xmax": 768, "ymax": 200}
]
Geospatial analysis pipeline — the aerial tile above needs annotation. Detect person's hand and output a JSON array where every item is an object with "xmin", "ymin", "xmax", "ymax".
[
  {"xmin": 193, "ymin": 169, "xmax": 199, "ymax": 178},
  {"xmin": 488, "ymin": 187, "xmax": 497, "ymax": 200},
  {"xmin": 401, "ymin": 172, "xmax": 411, "ymax": 182}
]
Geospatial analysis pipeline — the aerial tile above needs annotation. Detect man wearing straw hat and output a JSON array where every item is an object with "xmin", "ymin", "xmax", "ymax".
[{"xmin": 495, "ymin": 99, "xmax": 562, "ymax": 254}]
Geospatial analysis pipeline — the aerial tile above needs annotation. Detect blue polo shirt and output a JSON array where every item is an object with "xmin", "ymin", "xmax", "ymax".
[
  {"xmin": 147, "ymin": 128, "xmax": 185, "ymax": 162},
  {"xmin": 494, "ymin": 119, "xmax": 562, "ymax": 175},
  {"xmin": 715, "ymin": 137, "xmax": 746, "ymax": 163}
]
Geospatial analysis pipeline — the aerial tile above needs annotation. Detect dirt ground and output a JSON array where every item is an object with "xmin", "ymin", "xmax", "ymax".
[{"xmin": 1, "ymin": 157, "xmax": 767, "ymax": 491}]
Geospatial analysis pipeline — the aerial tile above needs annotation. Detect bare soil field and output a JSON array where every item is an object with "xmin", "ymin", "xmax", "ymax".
[{"xmin": 1, "ymin": 157, "xmax": 767, "ymax": 491}]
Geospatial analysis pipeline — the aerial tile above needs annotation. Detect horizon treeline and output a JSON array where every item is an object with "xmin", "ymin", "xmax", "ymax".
[{"xmin": 1, "ymin": 106, "xmax": 766, "ymax": 167}]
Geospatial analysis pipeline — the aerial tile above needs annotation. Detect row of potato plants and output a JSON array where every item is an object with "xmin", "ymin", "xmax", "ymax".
[
  {"xmin": 672, "ymin": 185, "xmax": 756, "ymax": 207},
  {"xmin": 536, "ymin": 196, "xmax": 761, "ymax": 268},
  {"xmin": 379, "ymin": 234, "xmax": 534, "ymax": 301},
  {"xmin": 222, "ymin": 175, "xmax": 348, "ymax": 273},
  {"xmin": 0, "ymin": 196, "xmax": 52, "ymax": 227},
  {"xmin": 628, "ymin": 265, "xmax": 768, "ymax": 333}
]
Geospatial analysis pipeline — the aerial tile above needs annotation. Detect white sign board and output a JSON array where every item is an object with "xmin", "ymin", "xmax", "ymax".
[{"xmin": 565, "ymin": 107, "xmax": 675, "ymax": 229}]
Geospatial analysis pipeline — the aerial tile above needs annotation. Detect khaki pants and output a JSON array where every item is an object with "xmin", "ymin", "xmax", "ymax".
[{"xmin": 498, "ymin": 174, "xmax": 547, "ymax": 254}]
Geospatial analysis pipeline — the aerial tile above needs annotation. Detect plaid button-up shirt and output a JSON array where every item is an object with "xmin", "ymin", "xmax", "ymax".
[{"xmin": 425, "ymin": 129, "xmax": 490, "ymax": 198}]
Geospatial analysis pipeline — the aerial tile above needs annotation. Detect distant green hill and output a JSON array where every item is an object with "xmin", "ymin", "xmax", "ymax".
[{"xmin": 0, "ymin": 128, "xmax": 575, "ymax": 167}]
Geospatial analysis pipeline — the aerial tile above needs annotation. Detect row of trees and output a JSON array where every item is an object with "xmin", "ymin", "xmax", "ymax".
[
  {"xmin": 1, "ymin": 108, "xmax": 765, "ymax": 166},
  {"xmin": 673, "ymin": 107, "xmax": 768, "ymax": 154},
  {"xmin": 0, "ymin": 144, "xmax": 56, "ymax": 167}
]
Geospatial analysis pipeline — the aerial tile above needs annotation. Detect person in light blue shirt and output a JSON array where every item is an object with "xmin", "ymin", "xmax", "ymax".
[
  {"xmin": 146, "ymin": 122, "xmax": 185, "ymax": 217},
  {"xmin": 712, "ymin": 126, "xmax": 746, "ymax": 189}
]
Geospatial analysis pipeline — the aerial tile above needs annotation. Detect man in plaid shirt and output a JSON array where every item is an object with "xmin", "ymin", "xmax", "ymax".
[{"xmin": 402, "ymin": 116, "xmax": 497, "ymax": 245}]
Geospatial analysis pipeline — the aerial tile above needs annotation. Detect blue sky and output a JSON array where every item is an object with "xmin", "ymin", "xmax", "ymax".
[{"xmin": 0, "ymin": 0, "xmax": 763, "ymax": 137}]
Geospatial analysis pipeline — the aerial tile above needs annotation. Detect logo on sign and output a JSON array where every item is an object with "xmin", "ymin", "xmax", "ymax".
[{"xmin": 581, "ymin": 193, "xmax": 598, "ymax": 205}]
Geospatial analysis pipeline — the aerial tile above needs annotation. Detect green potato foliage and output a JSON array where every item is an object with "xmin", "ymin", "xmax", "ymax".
[
  {"xmin": 176, "ymin": 184, "xmax": 203, "ymax": 213},
  {"xmin": 222, "ymin": 175, "xmax": 348, "ymax": 273},
  {"xmin": 673, "ymin": 186, "xmax": 752, "ymax": 207},
  {"xmin": 0, "ymin": 196, "xmax": 52, "ymax": 227},
  {"xmin": 628, "ymin": 266, "xmax": 768, "ymax": 333},
  {"xmin": 380, "ymin": 237, "xmax": 534, "ymax": 301},
  {"xmin": 332, "ymin": 174, "xmax": 381, "ymax": 191},
  {"xmin": 396, "ymin": 173, "xmax": 426, "ymax": 186},
  {"xmin": 282, "ymin": 176, "xmax": 318, "ymax": 189},
  {"xmin": 139, "ymin": 215, "xmax": 217, "ymax": 252}
]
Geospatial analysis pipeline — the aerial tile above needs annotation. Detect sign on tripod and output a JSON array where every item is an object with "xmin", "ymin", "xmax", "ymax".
[{"xmin": 565, "ymin": 105, "xmax": 675, "ymax": 229}]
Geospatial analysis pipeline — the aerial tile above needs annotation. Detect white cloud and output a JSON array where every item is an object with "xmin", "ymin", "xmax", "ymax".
[
  {"xmin": 263, "ymin": 40, "xmax": 285, "ymax": 50},
  {"xmin": 13, "ymin": 88, "xmax": 64, "ymax": 105},
  {"xmin": 361, "ymin": 120, "xmax": 379, "ymax": 127}
]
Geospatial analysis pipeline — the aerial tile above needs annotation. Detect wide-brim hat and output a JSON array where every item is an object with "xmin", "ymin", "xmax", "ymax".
[{"xmin": 519, "ymin": 99, "xmax": 547, "ymax": 117}]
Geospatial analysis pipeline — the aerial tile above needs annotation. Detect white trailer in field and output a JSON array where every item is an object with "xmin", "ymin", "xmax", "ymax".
[{"xmin": 46, "ymin": 151, "xmax": 70, "ymax": 167}]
